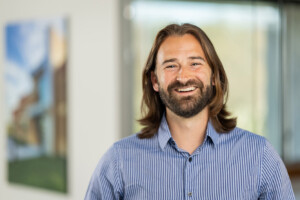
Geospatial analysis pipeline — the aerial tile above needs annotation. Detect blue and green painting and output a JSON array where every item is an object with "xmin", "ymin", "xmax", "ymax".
[{"xmin": 5, "ymin": 18, "xmax": 68, "ymax": 193}]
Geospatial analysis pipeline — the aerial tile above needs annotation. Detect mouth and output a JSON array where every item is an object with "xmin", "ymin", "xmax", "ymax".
[{"xmin": 175, "ymin": 86, "xmax": 197, "ymax": 93}]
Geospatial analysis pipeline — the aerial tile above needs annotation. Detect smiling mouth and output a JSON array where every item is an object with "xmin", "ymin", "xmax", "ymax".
[{"xmin": 175, "ymin": 86, "xmax": 197, "ymax": 93}]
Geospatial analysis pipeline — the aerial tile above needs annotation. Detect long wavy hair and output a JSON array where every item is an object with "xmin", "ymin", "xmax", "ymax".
[{"xmin": 138, "ymin": 23, "xmax": 236, "ymax": 138}]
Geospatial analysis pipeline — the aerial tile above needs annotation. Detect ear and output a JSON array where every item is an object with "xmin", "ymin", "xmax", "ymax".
[
  {"xmin": 151, "ymin": 71, "xmax": 159, "ymax": 92},
  {"xmin": 212, "ymin": 73, "xmax": 215, "ymax": 86}
]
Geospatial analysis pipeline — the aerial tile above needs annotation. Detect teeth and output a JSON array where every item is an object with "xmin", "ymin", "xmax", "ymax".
[{"xmin": 177, "ymin": 87, "xmax": 196, "ymax": 92}]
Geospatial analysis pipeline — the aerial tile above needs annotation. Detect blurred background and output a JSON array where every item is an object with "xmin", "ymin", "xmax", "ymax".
[{"xmin": 0, "ymin": 0, "xmax": 299, "ymax": 199}]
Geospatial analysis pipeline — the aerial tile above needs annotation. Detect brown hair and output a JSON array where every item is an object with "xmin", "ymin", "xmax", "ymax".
[{"xmin": 138, "ymin": 23, "xmax": 236, "ymax": 138}]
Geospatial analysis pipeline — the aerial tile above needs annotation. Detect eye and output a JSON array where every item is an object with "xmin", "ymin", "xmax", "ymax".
[
  {"xmin": 191, "ymin": 63, "xmax": 201, "ymax": 66},
  {"xmin": 166, "ymin": 65, "xmax": 176, "ymax": 69}
]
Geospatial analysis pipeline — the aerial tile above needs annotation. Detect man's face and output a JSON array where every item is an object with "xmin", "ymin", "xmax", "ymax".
[{"xmin": 151, "ymin": 34, "xmax": 214, "ymax": 118}]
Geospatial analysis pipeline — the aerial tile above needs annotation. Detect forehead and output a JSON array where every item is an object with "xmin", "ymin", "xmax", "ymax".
[{"xmin": 157, "ymin": 34, "xmax": 205, "ymax": 59}]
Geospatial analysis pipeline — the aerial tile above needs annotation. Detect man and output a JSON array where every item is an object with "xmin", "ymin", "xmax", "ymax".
[{"xmin": 85, "ymin": 23, "xmax": 295, "ymax": 200}]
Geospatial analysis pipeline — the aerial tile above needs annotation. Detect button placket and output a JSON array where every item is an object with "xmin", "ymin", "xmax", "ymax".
[{"xmin": 185, "ymin": 156, "xmax": 194, "ymax": 199}]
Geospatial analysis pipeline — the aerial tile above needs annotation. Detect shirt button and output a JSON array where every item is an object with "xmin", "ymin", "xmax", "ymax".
[
  {"xmin": 189, "ymin": 157, "xmax": 192, "ymax": 162},
  {"xmin": 188, "ymin": 192, "xmax": 192, "ymax": 197}
]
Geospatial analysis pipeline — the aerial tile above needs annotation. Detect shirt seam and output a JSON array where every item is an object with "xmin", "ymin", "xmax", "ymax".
[
  {"xmin": 258, "ymin": 138, "xmax": 267, "ymax": 196},
  {"xmin": 113, "ymin": 144, "xmax": 123, "ymax": 197}
]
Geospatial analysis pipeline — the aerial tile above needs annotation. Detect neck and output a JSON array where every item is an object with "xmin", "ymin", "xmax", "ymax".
[{"xmin": 166, "ymin": 107, "xmax": 209, "ymax": 155}]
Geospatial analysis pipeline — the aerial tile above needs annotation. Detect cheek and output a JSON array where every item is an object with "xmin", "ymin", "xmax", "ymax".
[
  {"xmin": 164, "ymin": 70, "xmax": 180, "ymax": 84},
  {"xmin": 157, "ymin": 71, "xmax": 167, "ymax": 86},
  {"xmin": 196, "ymin": 70, "xmax": 212, "ymax": 84}
]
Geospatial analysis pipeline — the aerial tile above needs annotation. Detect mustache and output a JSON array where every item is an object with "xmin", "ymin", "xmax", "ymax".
[{"xmin": 167, "ymin": 79, "xmax": 204, "ymax": 93}]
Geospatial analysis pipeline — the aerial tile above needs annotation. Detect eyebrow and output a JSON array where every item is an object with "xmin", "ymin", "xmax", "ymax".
[
  {"xmin": 161, "ymin": 56, "xmax": 205, "ymax": 65},
  {"xmin": 188, "ymin": 56, "xmax": 205, "ymax": 61},
  {"xmin": 162, "ymin": 58, "xmax": 177, "ymax": 65}
]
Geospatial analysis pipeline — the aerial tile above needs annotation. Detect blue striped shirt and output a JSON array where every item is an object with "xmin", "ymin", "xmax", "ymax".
[{"xmin": 85, "ymin": 116, "xmax": 295, "ymax": 200}]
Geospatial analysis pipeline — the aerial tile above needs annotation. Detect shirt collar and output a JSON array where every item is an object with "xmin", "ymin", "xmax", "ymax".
[
  {"xmin": 157, "ymin": 114, "xmax": 220, "ymax": 151},
  {"xmin": 205, "ymin": 120, "xmax": 220, "ymax": 145},
  {"xmin": 157, "ymin": 115, "xmax": 172, "ymax": 151}
]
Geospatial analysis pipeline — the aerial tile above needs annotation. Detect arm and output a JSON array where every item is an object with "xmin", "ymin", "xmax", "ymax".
[
  {"xmin": 258, "ymin": 141, "xmax": 295, "ymax": 199},
  {"xmin": 85, "ymin": 145, "xmax": 123, "ymax": 200}
]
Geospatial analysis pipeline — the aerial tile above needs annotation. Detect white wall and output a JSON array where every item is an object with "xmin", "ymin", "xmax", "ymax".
[{"xmin": 0, "ymin": 0, "xmax": 120, "ymax": 199}]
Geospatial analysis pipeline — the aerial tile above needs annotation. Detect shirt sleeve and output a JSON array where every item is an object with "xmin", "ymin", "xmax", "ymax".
[
  {"xmin": 258, "ymin": 140, "xmax": 295, "ymax": 199},
  {"xmin": 85, "ymin": 145, "xmax": 123, "ymax": 200}
]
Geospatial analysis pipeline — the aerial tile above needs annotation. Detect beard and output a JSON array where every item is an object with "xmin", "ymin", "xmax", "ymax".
[{"xmin": 158, "ymin": 78, "xmax": 213, "ymax": 118}]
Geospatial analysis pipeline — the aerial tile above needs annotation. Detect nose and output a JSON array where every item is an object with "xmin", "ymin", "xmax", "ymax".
[{"xmin": 176, "ymin": 66, "xmax": 191, "ymax": 83}]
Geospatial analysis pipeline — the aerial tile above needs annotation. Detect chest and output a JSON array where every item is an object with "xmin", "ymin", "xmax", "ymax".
[{"xmin": 120, "ymin": 149, "xmax": 260, "ymax": 200}]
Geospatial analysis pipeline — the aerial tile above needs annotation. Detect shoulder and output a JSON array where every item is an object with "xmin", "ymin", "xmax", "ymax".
[
  {"xmin": 96, "ymin": 133, "xmax": 158, "ymax": 167},
  {"xmin": 112, "ymin": 133, "xmax": 159, "ymax": 153},
  {"xmin": 257, "ymin": 135, "xmax": 295, "ymax": 198},
  {"xmin": 217, "ymin": 126, "xmax": 286, "ymax": 167},
  {"xmin": 218, "ymin": 126, "xmax": 267, "ymax": 150}
]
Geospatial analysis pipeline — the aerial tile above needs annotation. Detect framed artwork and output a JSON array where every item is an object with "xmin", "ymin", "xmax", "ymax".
[{"xmin": 4, "ymin": 18, "xmax": 68, "ymax": 193}]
